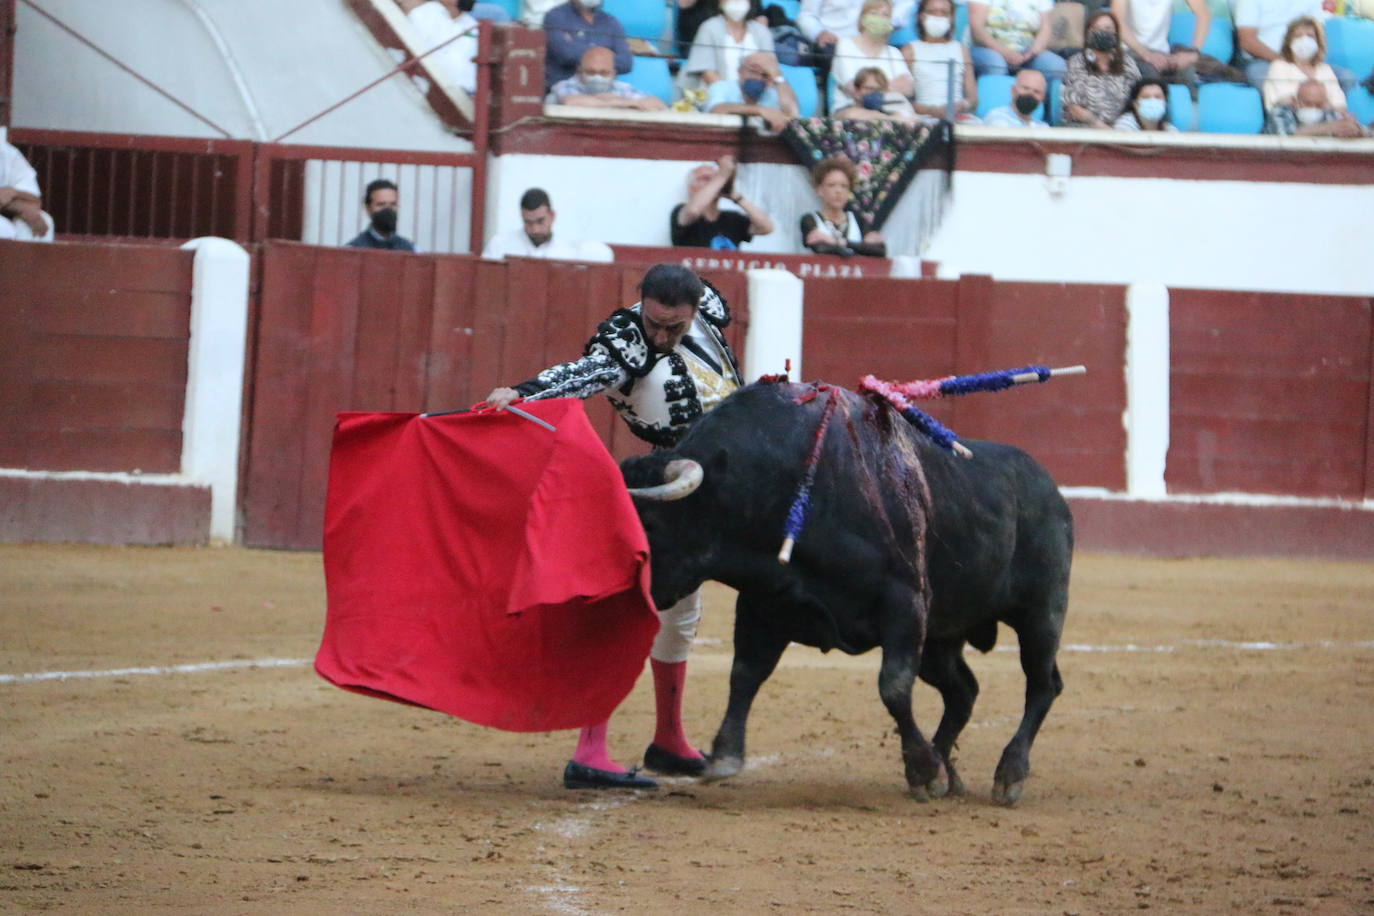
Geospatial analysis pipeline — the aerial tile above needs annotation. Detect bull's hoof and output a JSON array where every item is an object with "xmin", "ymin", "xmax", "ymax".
[
  {"xmin": 991, "ymin": 778, "xmax": 1024, "ymax": 806},
  {"xmin": 907, "ymin": 762, "xmax": 949, "ymax": 802},
  {"xmin": 700, "ymin": 756, "xmax": 743, "ymax": 783},
  {"xmin": 945, "ymin": 768, "xmax": 967, "ymax": 798}
]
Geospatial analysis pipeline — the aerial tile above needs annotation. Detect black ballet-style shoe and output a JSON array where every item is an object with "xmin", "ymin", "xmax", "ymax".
[
  {"xmin": 642, "ymin": 743, "xmax": 708, "ymax": 777},
  {"xmin": 562, "ymin": 760, "xmax": 659, "ymax": 790}
]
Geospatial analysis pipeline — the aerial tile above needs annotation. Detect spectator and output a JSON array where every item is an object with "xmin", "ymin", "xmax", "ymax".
[
  {"xmin": 1265, "ymin": 78, "xmax": 1368, "ymax": 135},
  {"xmin": 831, "ymin": 66, "xmax": 921, "ymax": 118},
  {"xmin": 0, "ymin": 138, "xmax": 53, "ymax": 242},
  {"xmin": 520, "ymin": 0, "xmax": 561, "ymax": 27},
  {"xmin": 1061, "ymin": 10, "xmax": 1142, "ymax": 128},
  {"xmin": 968, "ymin": 0, "xmax": 1067, "ymax": 79},
  {"xmin": 982, "ymin": 66, "xmax": 1050, "ymax": 125},
  {"xmin": 904, "ymin": 0, "xmax": 979, "ymax": 119},
  {"xmin": 1113, "ymin": 77, "xmax": 1180, "ymax": 130},
  {"xmin": 481, "ymin": 188, "xmax": 583, "ymax": 259},
  {"xmin": 798, "ymin": 0, "xmax": 910, "ymax": 73},
  {"xmin": 1261, "ymin": 16, "xmax": 1347, "ymax": 111},
  {"xmin": 799, "ymin": 156, "xmax": 886, "ymax": 257},
  {"xmin": 681, "ymin": 0, "xmax": 775, "ymax": 92},
  {"xmin": 706, "ymin": 51, "xmax": 800, "ymax": 131},
  {"xmin": 671, "ymin": 155, "xmax": 774, "ymax": 248},
  {"xmin": 1110, "ymin": 0, "xmax": 1208, "ymax": 87},
  {"xmin": 543, "ymin": 0, "xmax": 632, "ymax": 89},
  {"xmin": 830, "ymin": 0, "xmax": 916, "ymax": 114},
  {"xmin": 676, "ymin": 0, "xmax": 721, "ymax": 51},
  {"xmin": 549, "ymin": 47, "xmax": 669, "ymax": 109},
  {"xmin": 345, "ymin": 179, "xmax": 417, "ymax": 251},
  {"xmin": 396, "ymin": 0, "xmax": 478, "ymax": 94},
  {"xmin": 1236, "ymin": 0, "xmax": 1357, "ymax": 93}
]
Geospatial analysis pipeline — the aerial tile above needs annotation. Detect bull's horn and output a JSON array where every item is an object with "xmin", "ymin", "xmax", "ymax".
[{"xmin": 627, "ymin": 459, "xmax": 703, "ymax": 501}]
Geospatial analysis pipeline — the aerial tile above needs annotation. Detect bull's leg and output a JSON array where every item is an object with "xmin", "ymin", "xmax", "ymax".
[
  {"xmin": 879, "ymin": 595, "xmax": 947, "ymax": 802},
  {"xmin": 992, "ymin": 608, "xmax": 1066, "ymax": 806},
  {"xmin": 917, "ymin": 639, "xmax": 980, "ymax": 797},
  {"xmin": 702, "ymin": 596, "xmax": 788, "ymax": 782}
]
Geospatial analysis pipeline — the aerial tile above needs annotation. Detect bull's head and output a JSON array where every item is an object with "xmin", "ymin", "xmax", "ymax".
[
  {"xmin": 625, "ymin": 458, "xmax": 702, "ymax": 501},
  {"xmin": 622, "ymin": 454, "xmax": 714, "ymax": 610}
]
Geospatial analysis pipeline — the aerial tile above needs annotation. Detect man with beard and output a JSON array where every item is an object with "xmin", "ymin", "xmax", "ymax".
[
  {"xmin": 345, "ymin": 179, "xmax": 418, "ymax": 251},
  {"xmin": 480, "ymin": 187, "xmax": 582, "ymax": 260}
]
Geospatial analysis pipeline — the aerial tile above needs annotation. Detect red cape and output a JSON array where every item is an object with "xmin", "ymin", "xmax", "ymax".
[{"xmin": 315, "ymin": 399, "xmax": 660, "ymax": 732}]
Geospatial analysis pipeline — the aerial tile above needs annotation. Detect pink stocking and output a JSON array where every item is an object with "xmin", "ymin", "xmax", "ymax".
[
  {"xmin": 651, "ymin": 659, "xmax": 703, "ymax": 759},
  {"xmin": 571, "ymin": 719, "xmax": 624, "ymax": 773}
]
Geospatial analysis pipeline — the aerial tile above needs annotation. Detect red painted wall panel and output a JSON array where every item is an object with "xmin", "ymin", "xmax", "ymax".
[
  {"xmin": 1167, "ymin": 289, "xmax": 1373, "ymax": 499},
  {"xmin": 0, "ymin": 240, "xmax": 191, "ymax": 473}
]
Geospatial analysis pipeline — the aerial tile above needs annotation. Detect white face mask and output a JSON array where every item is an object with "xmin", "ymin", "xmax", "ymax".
[
  {"xmin": 923, "ymin": 14, "xmax": 951, "ymax": 38},
  {"xmin": 722, "ymin": 0, "xmax": 751, "ymax": 21},
  {"xmin": 1296, "ymin": 106, "xmax": 1326, "ymax": 125},
  {"xmin": 1290, "ymin": 34, "xmax": 1319, "ymax": 61}
]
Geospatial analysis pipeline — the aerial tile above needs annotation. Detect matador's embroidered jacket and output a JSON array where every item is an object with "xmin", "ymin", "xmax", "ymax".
[{"xmin": 513, "ymin": 282, "xmax": 741, "ymax": 447}]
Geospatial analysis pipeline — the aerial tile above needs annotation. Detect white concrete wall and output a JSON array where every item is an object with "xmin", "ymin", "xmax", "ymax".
[{"xmin": 924, "ymin": 171, "xmax": 1374, "ymax": 296}]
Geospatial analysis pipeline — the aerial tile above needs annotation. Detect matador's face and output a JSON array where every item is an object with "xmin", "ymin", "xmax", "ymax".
[{"xmin": 640, "ymin": 297, "xmax": 697, "ymax": 353}]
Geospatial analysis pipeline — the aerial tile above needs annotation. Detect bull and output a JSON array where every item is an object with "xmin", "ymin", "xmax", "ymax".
[{"xmin": 622, "ymin": 379, "xmax": 1072, "ymax": 804}]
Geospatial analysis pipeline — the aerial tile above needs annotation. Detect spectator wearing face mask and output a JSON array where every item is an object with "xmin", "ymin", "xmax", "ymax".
[
  {"xmin": 671, "ymin": 155, "xmax": 774, "ymax": 249},
  {"xmin": 681, "ymin": 0, "xmax": 775, "ymax": 93},
  {"xmin": 396, "ymin": 0, "xmax": 479, "ymax": 94},
  {"xmin": 830, "ymin": 0, "xmax": 915, "ymax": 115},
  {"xmin": 904, "ymin": 0, "xmax": 978, "ymax": 120},
  {"xmin": 982, "ymin": 66, "xmax": 1049, "ymax": 126},
  {"xmin": 543, "ymin": 0, "xmax": 632, "ymax": 90},
  {"xmin": 346, "ymin": 179, "xmax": 417, "ymax": 251},
  {"xmin": 706, "ymin": 51, "xmax": 800, "ymax": 132},
  {"xmin": 831, "ymin": 66, "xmax": 920, "ymax": 119},
  {"xmin": 1265, "ymin": 78, "xmax": 1369, "ymax": 136},
  {"xmin": 1061, "ymin": 10, "xmax": 1142, "ymax": 129},
  {"xmin": 1113, "ymin": 77, "xmax": 1179, "ymax": 130},
  {"xmin": 550, "ymin": 47, "xmax": 669, "ymax": 109},
  {"xmin": 1236, "ymin": 0, "xmax": 1356, "ymax": 93},
  {"xmin": 1261, "ymin": 17, "xmax": 1346, "ymax": 111}
]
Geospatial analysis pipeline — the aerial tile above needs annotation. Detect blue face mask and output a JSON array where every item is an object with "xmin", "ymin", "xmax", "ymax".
[
  {"xmin": 1136, "ymin": 97, "xmax": 1166, "ymax": 122},
  {"xmin": 861, "ymin": 91, "xmax": 886, "ymax": 111},
  {"xmin": 740, "ymin": 77, "xmax": 767, "ymax": 102}
]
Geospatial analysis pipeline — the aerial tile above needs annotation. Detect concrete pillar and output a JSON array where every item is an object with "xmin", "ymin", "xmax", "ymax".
[
  {"xmin": 1123, "ymin": 282, "xmax": 1170, "ymax": 498},
  {"xmin": 743, "ymin": 268, "xmax": 804, "ymax": 382}
]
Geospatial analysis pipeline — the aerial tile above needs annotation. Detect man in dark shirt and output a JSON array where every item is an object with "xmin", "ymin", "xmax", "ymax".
[
  {"xmin": 669, "ymin": 155, "xmax": 774, "ymax": 249},
  {"xmin": 345, "ymin": 179, "xmax": 418, "ymax": 251},
  {"xmin": 543, "ymin": 0, "xmax": 632, "ymax": 89}
]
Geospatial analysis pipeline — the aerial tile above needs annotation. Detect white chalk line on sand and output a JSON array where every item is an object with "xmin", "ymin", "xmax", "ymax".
[{"xmin": 3, "ymin": 638, "xmax": 1374, "ymax": 687}]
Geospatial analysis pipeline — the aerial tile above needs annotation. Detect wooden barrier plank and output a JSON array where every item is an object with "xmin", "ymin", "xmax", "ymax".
[
  {"xmin": 29, "ymin": 335, "xmax": 188, "ymax": 385},
  {"xmin": 501, "ymin": 258, "xmax": 556, "ymax": 385},
  {"xmin": 27, "ymin": 380, "xmax": 185, "ymax": 430},
  {"xmin": 23, "ymin": 429, "xmax": 181, "ymax": 474},
  {"xmin": 351, "ymin": 253, "xmax": 406, "ymax": 410},
  {"xmin": 26, "ymin": 289, "xmax": 191, "ymax": 339},
  {"xmin": 394, "ymin": 255, "xmax": 436, "ymax": 411},
  {"xmin": 424, "ymin": 256, "xmax": 477, "ymax": 411},
  {"xmin": 26, "ymin": 243, "xmax": 194, "ymax": 293}
]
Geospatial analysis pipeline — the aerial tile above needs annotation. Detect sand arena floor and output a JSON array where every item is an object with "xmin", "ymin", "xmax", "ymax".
[{"xmin": 2, "ymin": 544, "xmax": 1373, "ymax": 914}]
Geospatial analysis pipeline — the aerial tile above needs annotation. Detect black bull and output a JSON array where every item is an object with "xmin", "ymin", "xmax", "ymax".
[{"xmin": 621, "ymin": 380, "xmax": 1072, "ymax": 805}]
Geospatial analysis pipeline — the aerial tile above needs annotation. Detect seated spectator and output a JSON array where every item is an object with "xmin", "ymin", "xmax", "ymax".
[
  {"xmin": 1113, "ymin": 77, "xmax": 1180, "ymax": 130},
  {"xmin": 799, "ymin": 156, "xmax": 886, "ymax": 257},
  {"xmin": 982, "ymin": 66, "xmax": 1050, "ymax": 126},
  {"xmin": 550, "ymin": 47, "xmax": 669, "ymax": 109},
  {"xmin": 904, "ymin": 0, "xmax": 979, "ymax": 119},
  {"xmin": 968, "ymin": 0, "xmax": 1067, "ymax": 79},
  {"xmin": 1261, "ymin": 16, "xmax": 1347, "ymax": 111},
  {"xmin": 671, "ymin": 155, "xmax": 774, "ymax": 248},
  {"xmin": 797, "ymin": 0, "xmax": 865, "ymax": 73},
  {"xmin": 1265, "ymin": 78, "xmax": 1369, "ymax": 136},
  {"xmin": 396, "ymin": 0, "xmax": 478, "ymax": 93},
  {"xmin": 832, "ymin": 66, "xmax": 921, "ymax": 118},
  {"xmin": 1061, "ymin": 10, "xmax": 1143, "ymax": 128},
  {"xmin": 543, "ymin": 0, "xmax": 632, "ymax": 90},
  {"xmin": 706, "ymin": 51, "xmax": 800, "ymax": 132},
  {"xmin": 520, "ymin": 0, "xmax": 561, "ymax": 27},
  {"xmin": 345, "ymin": 179, "xmax": 417, "ymax": 251},
  {"xmin": 1110, "ymin": 0, "xmax": 1214, "ymax": 89},
  {"xmin": 481, "ymin": 187, "xmax": 583, "ymax": 259},
  {"xmin": 0, "ymin": 138, "xmax": 53, "ymax": 242},
  {"xmin": 676, "ymin": 0, "xmax": 722, "ymax": 52},
  {"xmin": 681, "ymin": 0, "xmax": 775, "ymax": 92},
  {"xmin": 830, "ymin": 0, "xmax": 916, "ymax": 113},
  {"xmin": 1237, "ymin": 0, "xmax": 1357, "ymax": 93}
]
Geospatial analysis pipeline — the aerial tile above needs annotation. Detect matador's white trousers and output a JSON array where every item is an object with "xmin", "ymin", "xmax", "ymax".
[{"xmin": 649, "ymin": 588, "xmax": 701, "ymax": 664}]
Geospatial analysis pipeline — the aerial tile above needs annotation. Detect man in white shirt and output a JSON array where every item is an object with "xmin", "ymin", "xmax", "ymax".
[
  {"xmin": 1235, "ymin": 0, "xmax": 1355, "ymax": 91},
  {"xmin": 481, "ymin": 188, "xmax": 584, "ymax": 260},
  {"xmin": 396, "ymin": 0, "xmax": 478, "ymax": 94},
  {"xmin": 982, "ymin": 67, "xmax": 1050, "ymax": 127},
  {"xmin": 0, "ymin": 138, "xmax": 54, "ymax": 242}
]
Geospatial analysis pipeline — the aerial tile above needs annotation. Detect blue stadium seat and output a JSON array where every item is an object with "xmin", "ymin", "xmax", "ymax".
[
  {"xmin": 781, "ymin": 63, "xmax": 821, "ymax": 117},
  {"xmin": 976, "ymin": 73, "xmax": 1048, "ymax": 121},
  {"xmin": 1168, "ymin": 10, "xmax": 1234, "ymax": 66},
  {"xmin": 1196, "ymin": 82, "xmax": 1263, "ymax": 133},
  {"xmin": 1324, "ymin": 17, "xmax": 1374, "ymax": 82},
  {"xmin": 1167, "ymin": 81, "xmax": 1193, "ymax": 130},
  {"xmin": 625, "ymin": 55, "xmax": 675, "ymax": 104},
  {"xmin": 771, "ymin": 0, "xmax": 802, "ymax": 22},
  {"xmin": 605, "ymin": 0, "xmax": 668, "ymax": 44},
  {"xmin": 1346, "ymin": 85, "xmax": 1374, "ymax": 126},
  {"xmin": 1048, "ymin": 77, "xmax": 1061, "ymax": 124}
]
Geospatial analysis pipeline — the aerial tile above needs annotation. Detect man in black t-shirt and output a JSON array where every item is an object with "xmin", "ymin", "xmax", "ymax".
[{"xmin": 669, "ymin": 155, "xmax": 774, "ymax": 249}]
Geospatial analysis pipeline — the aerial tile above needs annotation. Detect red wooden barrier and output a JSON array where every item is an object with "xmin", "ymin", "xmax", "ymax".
[
  {"xmin": 1167, "ymin": 289, "xmax": 1374, "ymax": 499},
  {"xmin": 0, "ymin": 239, "xmax": 192, "ymax": 473}
]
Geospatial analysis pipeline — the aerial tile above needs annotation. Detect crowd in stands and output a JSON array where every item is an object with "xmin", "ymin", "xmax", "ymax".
[{"xmin": 393, "ymin": 0, "xmax": 1374, "ymax": 136}]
